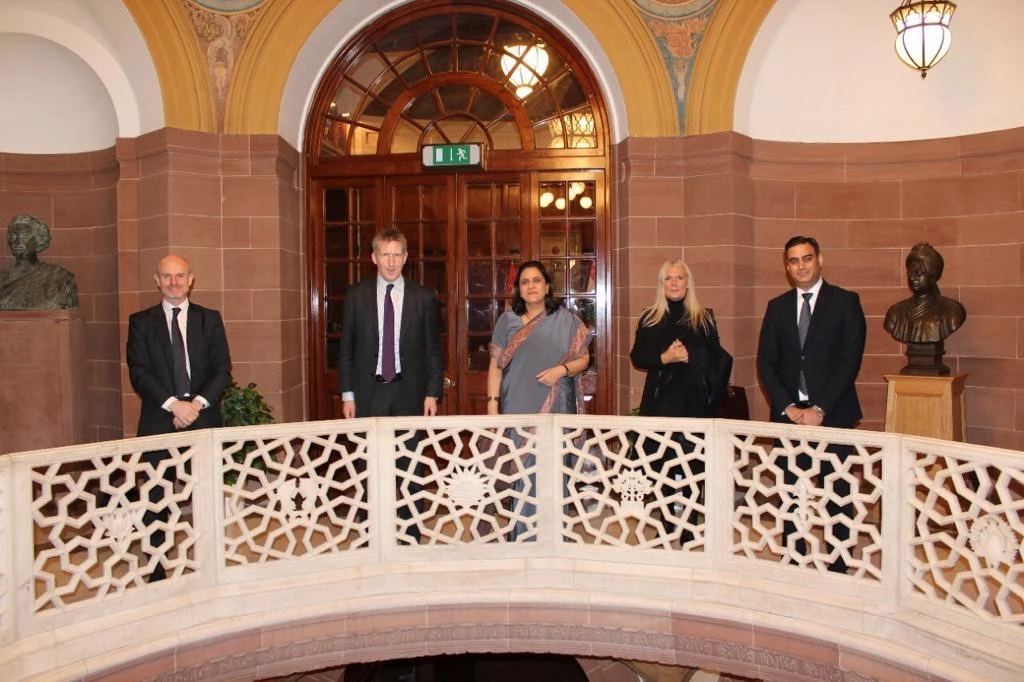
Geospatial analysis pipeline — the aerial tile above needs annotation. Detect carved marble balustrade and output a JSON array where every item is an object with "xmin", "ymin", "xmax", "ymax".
[{"xmin": 1, "ymin": 415, "xmax": 1020, "ymax": 681}]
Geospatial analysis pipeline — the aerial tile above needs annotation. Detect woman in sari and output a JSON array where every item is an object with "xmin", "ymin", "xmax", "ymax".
[
  {"xmin": 487, "ymin": 260, "xmax": 590, "ymax": 540},
  {"xmin": 630, "ymin": 259, "xmax": 727, "ymax": 546},
  {"xmin": 487, "ymin": 260, "xmax": 590, "ymax": 416}
]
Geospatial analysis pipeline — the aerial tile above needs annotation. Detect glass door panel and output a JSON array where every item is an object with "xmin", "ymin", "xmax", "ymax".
[
  {"xmin": 537, "ymin": 176, "xmax": 599, "ymax": 413},
  {"xmin": 315, "ymin": 180, "xmax": 382, "ymax": 418},
  {"xmin": 387, "ymin": 178, "xmax": 456, "ymax": 412},
  {"xmin": 460, "ymin": 177, "xmax": 525, "ymax": 412}
]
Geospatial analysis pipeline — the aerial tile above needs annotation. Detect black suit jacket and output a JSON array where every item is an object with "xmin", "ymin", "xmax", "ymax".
[
  {"xmin": 339, "ymin": 277, "xmax": 443, "ymax": 417},
  {"xmin": 127, "ymin": 302, "xmax": 232, "ymax": 436},
  {"xmin": 756, "ymin": 280, "xmax": 866, "ymax": 428}
]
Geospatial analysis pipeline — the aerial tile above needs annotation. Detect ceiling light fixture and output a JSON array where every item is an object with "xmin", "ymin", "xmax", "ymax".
[
  {"xmin": 500, "ymin": 43, "xmax": 549, "ymax": 99},
  {"xmin": 891, "ymin": 1, "xmax": 956, "ymax": 78}
]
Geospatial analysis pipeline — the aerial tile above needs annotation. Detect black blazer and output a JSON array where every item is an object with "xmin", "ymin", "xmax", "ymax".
[
  {"xmin": 630, "ymin": 307, "xmax": 724, "ymax": 418},
  {"xmin": 126, "ymin": 302, "xmax": 232, "ymax": 436},
  {"xmin": 339, "ymin": 278, "xmax": 444, "ymax": 417},
  {"xmin": 756, "ymin": 280, "xmax": 866, "ymax": 428}
]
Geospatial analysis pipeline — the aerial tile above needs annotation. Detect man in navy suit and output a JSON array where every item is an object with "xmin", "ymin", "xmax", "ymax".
[
  {"xmin": 126, "ymin": 254, "xmax": 231, "ymax": 580},
  {"xmin": 339, "ymin": 229, "xmax": 443, "ymax": 418},
  {"xmin": 757, "ymin": 236, "xmax": 866, "ymax": 573},
  {"xmin": 339, "ymin": 229, "xmax": 443, "ymax": 543}
]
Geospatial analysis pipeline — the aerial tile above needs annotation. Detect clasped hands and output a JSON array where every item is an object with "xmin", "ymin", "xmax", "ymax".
[
  {"xmin": 785, "ymin": 404, "xmax": 824, "ymax": 427},
  {"xmin": 661, "ymin": 339, "xmax": 689, "ymax": 364},
  {"xmin": 171, "ymin": 398, "xmax": 202, "ymax": 430}
]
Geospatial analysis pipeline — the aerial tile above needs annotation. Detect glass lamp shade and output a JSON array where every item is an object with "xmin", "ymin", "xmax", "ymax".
[
  {"xmin": 891, "ymin": 1, "xmax": 956, "ymax": 78},
  {"xmin": 501, "ymin": 44, "xmax": 550, "ymax": 99}
]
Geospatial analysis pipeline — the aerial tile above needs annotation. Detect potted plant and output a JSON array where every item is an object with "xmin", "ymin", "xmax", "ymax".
[{"xmin": 219, "ymin": 380, "xmax": 274, "ymax": 485}]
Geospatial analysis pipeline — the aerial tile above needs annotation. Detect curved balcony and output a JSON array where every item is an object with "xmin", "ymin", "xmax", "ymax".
[{"xmin": 2, "ymin": 415, "xmax": 1021, "ymax": 681}]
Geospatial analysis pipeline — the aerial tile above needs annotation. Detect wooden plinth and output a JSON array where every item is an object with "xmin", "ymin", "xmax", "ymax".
[
  {"xmin": 883, "ymin": 374, "xmax": 966, "ymax": 442},
  {"xmin": 0, "ymin": 309, "xmax": 88, "ymax": 454}
]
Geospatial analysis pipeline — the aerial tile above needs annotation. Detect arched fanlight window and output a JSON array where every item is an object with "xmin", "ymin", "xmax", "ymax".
[{"xmin": 314, "ymin": 10, "xmax": 601, "ymax": 159}]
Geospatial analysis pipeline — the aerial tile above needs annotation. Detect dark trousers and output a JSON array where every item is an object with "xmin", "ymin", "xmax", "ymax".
[
  {"xmin": 140, "ymin": 449, "xmax": 179, "ymax": 582},
  {"xmin": 95, "ymin": 449, "xmax": 176, "ymax": 582},
  {"xmin": 367, "ymin": 380, "xmax": 423, "ymax": 544},
  {"xmin": 781, "ymin": 443, "xmax": 853, "ymax": 574},
  {"xmin": 642, "ymin": 431, "xmax": 703, "ymax": 545}
]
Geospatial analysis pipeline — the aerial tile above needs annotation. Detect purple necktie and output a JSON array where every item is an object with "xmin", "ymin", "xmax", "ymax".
[
  {"xmin": 381, "ymin": 284, "xmax": 396, "ymax": 380},
  {"xmin": 171, "ymin": 307, "xmax": 190, "ymax": 396}
]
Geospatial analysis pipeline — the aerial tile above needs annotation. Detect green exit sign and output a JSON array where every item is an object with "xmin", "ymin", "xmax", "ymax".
[{"xmin": 421, "ymin": 143, "xmax": 483, "ymax": 169}]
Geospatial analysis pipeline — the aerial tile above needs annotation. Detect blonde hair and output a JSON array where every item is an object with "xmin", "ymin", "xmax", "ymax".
[{"xmin": 640, "ymin": 259, "xmax": 714, "ymax": 331}]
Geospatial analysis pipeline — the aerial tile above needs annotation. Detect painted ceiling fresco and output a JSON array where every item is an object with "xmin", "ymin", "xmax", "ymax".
[{"xmin": 631, "ymin": 0, "xmax": 721, "ymax": 133}]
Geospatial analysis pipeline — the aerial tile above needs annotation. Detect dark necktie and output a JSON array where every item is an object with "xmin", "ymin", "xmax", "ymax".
[
  {"xmin": 798, "ymin": 292, "xmax": 812, "ymax": 395},
  {"xmin": 381, "ymin": 284, "xmax": 396, "ymax": 381},
  {"xmin": 171, "ymin": 307, "xmax": 190, "ymax": 397}
]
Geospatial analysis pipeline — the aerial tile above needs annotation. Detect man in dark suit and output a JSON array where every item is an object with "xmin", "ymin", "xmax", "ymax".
[
  {"xmin": 339, "ymin": 228, "xmax": 443, "ymax": 418},
  {"xmin": 126, "ymin": 254, "xmax": 231, "ymax": 580},
  {"xmin": 339, "ymin": 229, "xmax": 443, "ymax": 543},
  {"xmin": 756, "ymin": 235, "xmax": 866, "ymax": 573}
]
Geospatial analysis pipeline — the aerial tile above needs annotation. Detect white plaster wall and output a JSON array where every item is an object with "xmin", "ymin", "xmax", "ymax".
[
  {"xmin": 736, "ymin": 0, "xmax": 1024, "ymax": 143},
  {"xmin": 279, "ymin": 0, "xmax": 628, "ymax": 150},
  {"xmin": 0, "ymin": 34, "xmax": 116, "ymax": 154},
  {"xmin": 0, "ymin": 0, "xmax": 162, "ymax": 151},
  {"xmin": 82, "ymin": 0, "xmax": 164, "ymax": 134}
]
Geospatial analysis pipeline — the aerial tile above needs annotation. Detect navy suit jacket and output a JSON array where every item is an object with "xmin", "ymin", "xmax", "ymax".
[
  {"xmin": 126, "ymin": 302, "xmax": 231, "ymax": 436},
  {"xmin": 756, "ymin": 280, "xmax": 866, "ymax": 428},
  {"xmin": 339, "ymin": 277, "xmax": 443, "ymax": 417}
]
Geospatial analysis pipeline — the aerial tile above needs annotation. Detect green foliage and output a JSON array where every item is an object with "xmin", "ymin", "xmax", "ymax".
[
  {"xmin": 220, "ymin": 380, "xmax": 274, "ymax": 427},
  {"xmin": 219, "ymin": 380, "xmax": 274, "ymax": 485}
]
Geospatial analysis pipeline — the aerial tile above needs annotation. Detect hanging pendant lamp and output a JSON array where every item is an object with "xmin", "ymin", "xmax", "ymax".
[{"xmin": 890, "ymin": 1, "xmax": 957, "ymax": 78}]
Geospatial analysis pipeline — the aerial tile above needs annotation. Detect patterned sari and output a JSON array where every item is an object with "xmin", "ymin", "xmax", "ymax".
[{"xmin": 490, "ymin": 306, "xmax": 589, "ymax": 414}]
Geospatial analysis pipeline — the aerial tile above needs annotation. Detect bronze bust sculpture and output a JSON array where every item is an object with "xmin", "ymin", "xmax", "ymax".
[
  {"xmin": 884, "ymin": 242, "xmax": 965, "ymax": 375},
  {"xmin": 0, "ymin": 214, "xmax": 79, "ymax": 310}
]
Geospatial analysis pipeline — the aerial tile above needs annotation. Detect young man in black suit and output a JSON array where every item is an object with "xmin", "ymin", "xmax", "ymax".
[
  {"xmin": 756, "ymin": 235, "xmax": 866, "ymax": 573},
  {"xmin": 126, "ymin": 254, "xmax": 232, "ymax": 580},
  {"xmin": 339, "ymin": 228, "xmax": 443, "ymax": 418},
  {"xmin": 338, "ymin": 229, "xmax": 443, "ymax": 543}
]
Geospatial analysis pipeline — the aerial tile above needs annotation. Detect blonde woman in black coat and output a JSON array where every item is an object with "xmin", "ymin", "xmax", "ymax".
[
  {"xmin": 630, "ymin": 259, "xmax": 725, "ymax": 545},
  {"xmin": 631, "ymin": 260, "xmax": 724, "ymax": 418}
]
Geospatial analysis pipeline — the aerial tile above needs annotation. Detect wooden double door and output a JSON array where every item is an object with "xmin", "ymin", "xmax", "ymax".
[{"xmin": 309, "ymin": 171, "xmax": 607, "ymax": 419}]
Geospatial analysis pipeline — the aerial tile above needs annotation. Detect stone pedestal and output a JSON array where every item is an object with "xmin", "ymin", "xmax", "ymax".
[
  {"xmin": 883, "ymin": 373, "xmax": 966, "ymax": 442},
  {"xmin": 0, "ymin": 310, "xmax": 87, "ymax": 454}
]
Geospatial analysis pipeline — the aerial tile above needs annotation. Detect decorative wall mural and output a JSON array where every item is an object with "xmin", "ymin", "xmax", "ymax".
[
  {"xmin": 188, "ymin": 0, "xmax": 264, "ymax": 12},
  {"xmin": 632, "ymin": 0, "xmax": 721, "ymax": 134},
  {"xmin": 633, "ymin": 0, "xmax": 718, "ymax": 17},
  {"xmin": 184, "ymin": 0, "xmax": 263, "ymax": 131}
]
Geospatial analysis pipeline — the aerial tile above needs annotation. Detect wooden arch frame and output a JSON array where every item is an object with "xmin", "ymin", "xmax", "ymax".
[{"xmin": 302, "ymin": 0, "xmax": 610, "ymax": 163}]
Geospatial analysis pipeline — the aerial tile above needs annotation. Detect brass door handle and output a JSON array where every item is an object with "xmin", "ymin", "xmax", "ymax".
[{"xmin": 443, "ymin": 376, "xmax": 454, "ymax": 389}]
